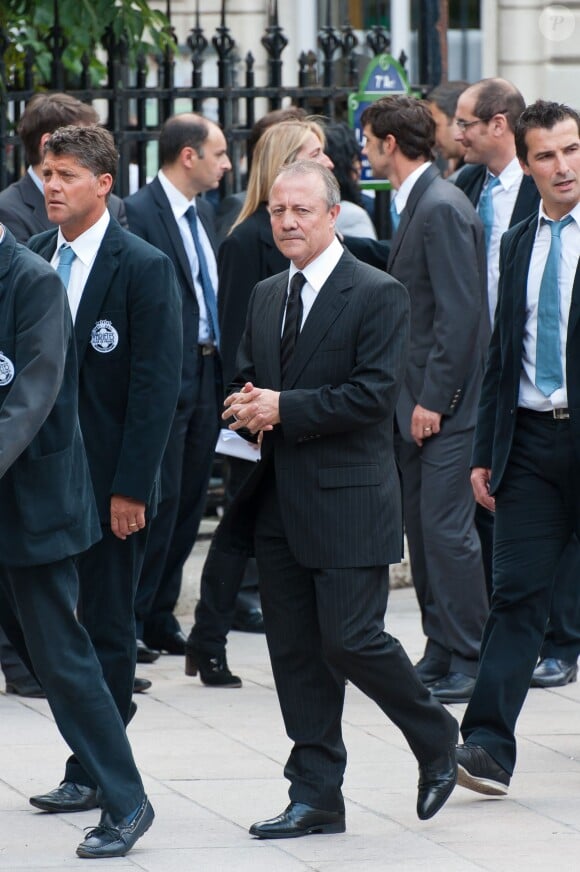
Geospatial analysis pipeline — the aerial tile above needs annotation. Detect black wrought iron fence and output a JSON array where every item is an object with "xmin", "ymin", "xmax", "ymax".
[{"xmin": 0, "ymin": 0, "xmax": 434, "ymax": 200}]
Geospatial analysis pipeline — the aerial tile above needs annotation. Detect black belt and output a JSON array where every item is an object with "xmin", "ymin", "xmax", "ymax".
[
  {"xmin": 518, "ymin": 407, "xmax": 570, "ymax": 420},
  {"xmin": 198, "ymin": 343, "xmax": 217, "ymax": 357}
]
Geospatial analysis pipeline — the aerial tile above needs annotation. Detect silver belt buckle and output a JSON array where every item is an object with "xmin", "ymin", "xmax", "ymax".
[
  {"xmin": 200, "ymin": 343, "xmax": 215, "ymax": 357},
  {"xmin": 553, "ymin": 408, "xmax": 570, "ymax": 419}
]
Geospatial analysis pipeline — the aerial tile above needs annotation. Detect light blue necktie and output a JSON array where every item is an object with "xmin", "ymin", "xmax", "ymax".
[
  {"xmin": 184, "ymin": 205, "xmax": 220, "ymax": 346},
  {"xmin": 535, "ymin": 214, "xmax": 574, "ymax": 396},
  {"xmin": 56, "ymin": 243, "xmax": 76, "ymax": 289},
  {"xmin": 477, "ymin": 174, "xmax": 500, "ymax": 250},
  {"xmin": 390, "ymin": 198, "xmax": 400, "ymax": 235}
]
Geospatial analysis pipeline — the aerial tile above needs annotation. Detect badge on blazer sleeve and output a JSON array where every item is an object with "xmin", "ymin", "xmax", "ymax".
[
  {"xmin": 90, "ymin": 319, "xmax": 119, "ymax": 353},
  {"xmin": 0, "ymin": 351, "xmax": 15, "ymax": 386}
]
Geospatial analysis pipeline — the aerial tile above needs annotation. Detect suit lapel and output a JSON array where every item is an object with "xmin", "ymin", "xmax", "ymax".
[
  {"xmin": 262, "ymin": 273, "xmax": 288, "ymax": 389},
  {"xmin": 566, "ymin": 259, "xmax": 580, "ymax": 351},
  {"xmin": 151, "ymin": 178, "xmax": 195, "ymax": 294},
  {"xmin": 387, "ymin": 164, "xmax": 440, "ymax": 270},
  {"xmin": 283, "ymin": 252, "xmax": 353, "ymax": 388},
  {"xmin": 74, "ymin": 222, "xmax": 121, "ymax": 366},
  {"xmin": 510, "ymin": 219, "xmax": 536, "ymax": 386}
]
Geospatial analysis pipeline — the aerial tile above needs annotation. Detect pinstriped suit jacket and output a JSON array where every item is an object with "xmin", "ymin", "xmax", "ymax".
[{"xmin": 220, "ymin": 248, "xmax": 410, "ymax": 569}]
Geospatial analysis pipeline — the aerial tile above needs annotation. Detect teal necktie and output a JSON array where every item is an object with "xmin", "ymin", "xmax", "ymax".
[
  {"xmin": 477, "ymin": 173, "xmax": 500, "ymax": 251},
  {"xmin": 535, "ymin": 214, "xmax": 574, "ymax": 396},
  {"xmin": 184, "ymin": 205, "xmax": 220, "ymax": 345},
  {"xmin": 390, "ymin": 198, "xmax": 400, "ymax": 235},
  {"xmin": 56, "ymin": 243, "xmax": 76, "ymax": 289}
]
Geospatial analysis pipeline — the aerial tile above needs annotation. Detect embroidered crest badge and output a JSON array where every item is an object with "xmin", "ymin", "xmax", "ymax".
[
  {"xmin": 0, "ymin": 351, "xmax": 15, "ymax": 386},
  {"xmin": 90, "ymin": 320, "xmax": 119, "ymax": 354}
]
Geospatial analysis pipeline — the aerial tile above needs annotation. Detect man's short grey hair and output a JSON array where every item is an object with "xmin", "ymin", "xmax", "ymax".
[{"xmin": 272, "ymin": 160, "xmax": 341, "ymax": 209}]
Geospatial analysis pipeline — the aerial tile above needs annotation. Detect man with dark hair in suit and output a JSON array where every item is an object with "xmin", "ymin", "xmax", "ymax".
[
  {"xmin": 0, "ymin": 224, "xmax": 153, "ymax": 859},
  {"xmin": 0, "ymin": 92, "xmax": 128, "ymax": 243},
  {"xmin": 7, "ymin": 124, "xmax": 183, "ymax": 817},
  {"xmin": 125, "ymin": 113, "xmax": 231, "ymax": 659},
  {"xmin": 456, "ymin": 100, "xmax": 580, "ymax": 796},
  {"xmin": 455, "ymin": 78, "xmax": 580, "ymax": 689},
  {"xmin": 426, "ymin": 80, "xmax": 469, "ymax": 179},
  {"xmin": 220, "ymin": 159, "xmax": 458, "ymax": 838},
  {"xmin": 362, "ymin": 95, "xmax": 489, "ymax": 705}
]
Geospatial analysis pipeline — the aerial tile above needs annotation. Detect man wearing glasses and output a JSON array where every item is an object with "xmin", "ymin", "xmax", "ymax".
[{"xmin": 455, "ymin": 78, "xmax": 580, "ymax": 691}]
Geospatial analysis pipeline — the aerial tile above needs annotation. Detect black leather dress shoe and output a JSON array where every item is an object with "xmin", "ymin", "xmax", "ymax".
[
  {"xmin": 133, "ymin": 677, "xmax": 152, "ymax": 694},
  {"xmin": 417, "ymin": 722, "xmax": 458, "ymax": 820},
  {"xmin": 5, "ymin": 678, "xmax": 46, "ymax": 698},
  {"xmin": 30, "ymin": 781, "xmax": 99, "ymax": 813},
  {"xmin": 414, "ymin": 655, "xmax": 450, "ymax": 686},
  {"xmin": 530, "ymin": 657, "xmax": 578, "ymax": 688},
  {"xmin": 149, "ymin": 629, "xmax": 188, "ymax": 655},
  {"xmin": 76, "ymin": 796, "xmax": 154, "ymax": 858},
  {"xmin": 185, "ymin": 646, "xmax": 242, "ymax": 687},
  {"xmin": 456, "ymin": 743, "xmax": 510, "ymax": 796},
  {"xmin": 249, "ymin": 802, "xmax": 346, "ymax": 839},
  {"xmin": 232, "ymin": 607, "xmax": 265, "ymax": 633},
  {"xmin": 136, "ymin": 639, "xmax": 160, "ymax": 663},
  {"xmin": 429, "ymin": 672, "xmax": 475, "ymax": 704}
]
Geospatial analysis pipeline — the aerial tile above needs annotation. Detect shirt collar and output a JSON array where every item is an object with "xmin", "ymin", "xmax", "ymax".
[
  {"xmin": 393, "ymin": 161, "xmax": 432, "ymax": 214},
  {"xmin": 158, "ymin": 169, "xmax": 197, "ymax": 219},
  {"xmin": 56, "ymin": 209, "xmax": 110, "ymax": 266},
  {"xmin": 27, "ymin": 165, "xmax": 44, "ymax": 193},
  {"xmin": 494, "ymin": 156, "xmax": 522, "ymax": 192},
  {"xmin": 536, "ymin": 200, "xmax": 580, "ymax": 233},
  {"xmin": 289, "ymin": 236, "xmax": 343, "ymax": 292}
]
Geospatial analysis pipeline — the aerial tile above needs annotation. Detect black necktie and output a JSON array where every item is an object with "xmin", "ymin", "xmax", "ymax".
[{"xmin": 280, "ymin": 272, "xmax": 306, "ymax": 381}]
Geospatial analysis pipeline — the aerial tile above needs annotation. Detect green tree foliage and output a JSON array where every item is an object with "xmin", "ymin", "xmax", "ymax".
[{"xmin": 1, "ymin": 0, "xmax": 173, "ymax": 87}]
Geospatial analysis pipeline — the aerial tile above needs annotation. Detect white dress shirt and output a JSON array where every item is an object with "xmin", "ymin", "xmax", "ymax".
[
  {"xmin": 478, "ymin": 156, "xmax": 522, "ymax": 321},
  {"xmin": 519, "ymin": 201, "xmax": 580, "ymax": 411},
  {"xmin": 285, "ymin": 236, "xmax": 344, "ymax": 332},
  {"xmin": 51, "ymin": 210, "xmax": 110, "ymax": 322},
  {"xmin": 158, "ymin": 169, "xmax": 218, "ymax": 344}
]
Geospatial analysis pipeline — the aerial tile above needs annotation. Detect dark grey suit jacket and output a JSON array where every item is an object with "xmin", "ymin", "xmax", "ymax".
[
  {"xmin": 0, "ymin": 172, "xmax": 128, "ymax": 243},
  {"xmin": 0, "ymin": 228, "xmax": 100, "ymax": 565},
  {"xmin": 220, "ymin": 248, "xmax": 410, "ymax": 569},
  {"xmin": 387, "ymin": 164, "xmax": 489, "ymax": 441}
]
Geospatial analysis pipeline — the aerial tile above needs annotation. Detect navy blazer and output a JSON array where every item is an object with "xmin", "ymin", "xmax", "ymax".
[
  {"xmin": 28, "ymin": 219, "xmax": 183, "ymax": 521},
  {"xmin": 0, "ymin": 229, "xmax": 100, "ymax": 565},
  {"xmin": 472, "ymin": 213, "xmax": 580, "ymax": 492},
  {"xmin": 124, "ymin": 177, "xmax": 220, "ymax": 400},
  {"xmin": 0, "ymin": 172, "xmax": 128, "ymax": 243},
  {"xmin": 218, "ymin": 250, "xmax": 410, "ymax": 569},
  {"xmin": 455, "ymin": 164, "xmax": 540, "ymax": 226}
]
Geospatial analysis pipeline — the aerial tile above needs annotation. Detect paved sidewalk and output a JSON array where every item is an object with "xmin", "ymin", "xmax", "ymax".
[{"xmin": 2, "ymin": 545, "xmax": 580, "ymax": 870}]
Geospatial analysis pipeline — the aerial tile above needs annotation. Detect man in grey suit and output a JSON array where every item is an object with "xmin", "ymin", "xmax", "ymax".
[
  {"xmin": 220, "ymin": 160, "xmax": 458, "ymax": 839},
  {"xmin": 362, "ymin": 96, "xmax": 489, "ymax": 704}
]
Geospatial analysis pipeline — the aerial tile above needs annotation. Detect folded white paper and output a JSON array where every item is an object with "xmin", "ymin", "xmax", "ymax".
[{"xmin": 215, "ymin": 429, "xmax": 261, "ymax": 463}]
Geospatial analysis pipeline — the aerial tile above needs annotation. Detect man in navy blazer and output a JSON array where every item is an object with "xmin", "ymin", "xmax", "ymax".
[
  {"xmin": 455, "ymin": 78, "xmax": 580, "ymax": 689},
  {"xmin": 220, "ymin": 161, "xmax": 458, "ymax": 838},
  {"xmin": 21, "ymin": 125, "xmax": 182, "ymax": 816},
  {"xmin": 0, "ymin": 226, "xmax": 152, "ymax": 859},
  {"xmin": 125, "ymin": 113, "xmax": 231, "ymax": 657},
  {"xmin": 456, "ymin": 100, "xmax": 580, "ymax": 796}
]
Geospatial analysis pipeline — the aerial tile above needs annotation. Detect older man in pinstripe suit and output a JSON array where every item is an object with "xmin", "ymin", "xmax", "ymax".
[{"xmin": 219, "ymin": 161, "xmax": 458, "ymax": 839}]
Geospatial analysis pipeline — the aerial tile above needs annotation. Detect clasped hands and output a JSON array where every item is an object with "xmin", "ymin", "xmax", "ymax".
[{"xmin": 223, "ymin": 382, "xmax": 280, "ymax": 435}]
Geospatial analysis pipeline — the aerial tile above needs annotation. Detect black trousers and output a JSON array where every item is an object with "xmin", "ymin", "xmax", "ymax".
[
  {"xmin": 0, "ymin": 558, "xmax": 143, "ymax": 820},
  {"xmin": 135, "ymin": 350, "xmax": 220, "ymax": 645},
  {"xmin": 189, "ymin": 455, "xmax": 258, "ymax": 655},
  {"xmin": 254, "ymin": 474, "xmax": 456, "ymax": 812},
  {"xmin": 462, "ymin": 412, "xmax": 580, "ymax": 774}
]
